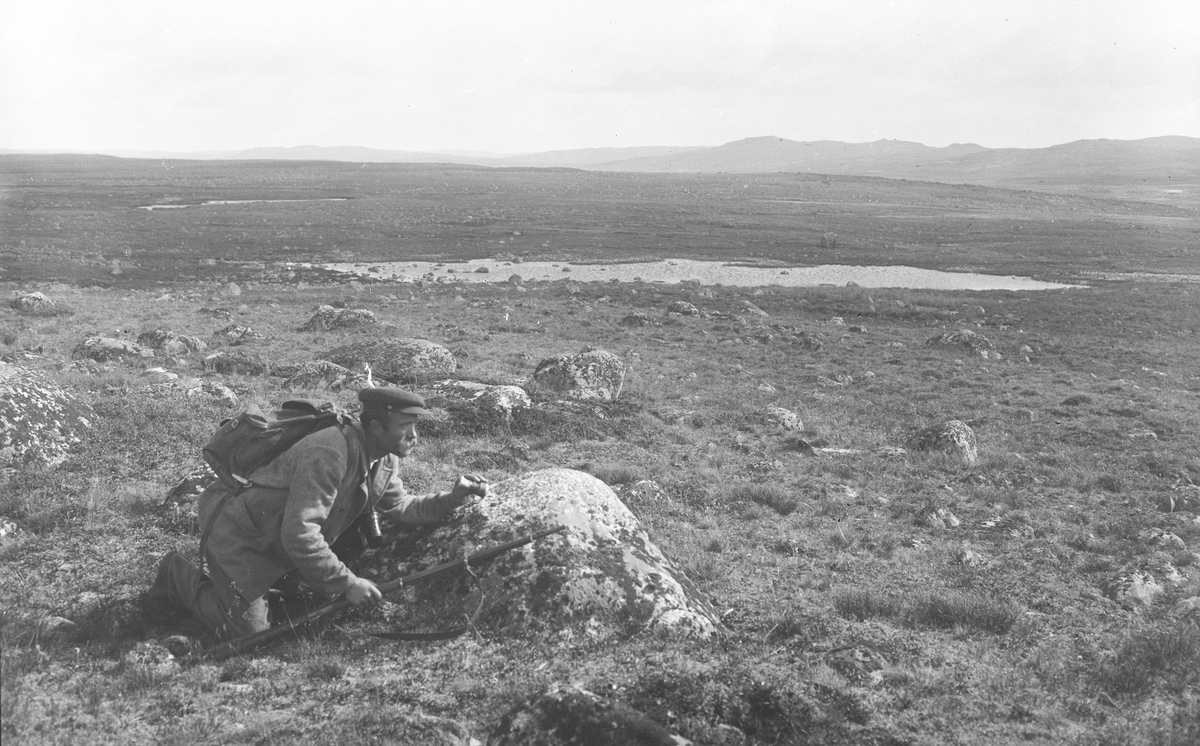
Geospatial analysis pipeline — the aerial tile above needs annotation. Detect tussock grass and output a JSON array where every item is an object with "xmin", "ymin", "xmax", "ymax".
[
  {"xmin": 833, "ymin": 588, "xmax": 1021, "ymax": 634},
  {"xmin": 729, "ymin": 483, "xmax": 801, "ymax": 516}
]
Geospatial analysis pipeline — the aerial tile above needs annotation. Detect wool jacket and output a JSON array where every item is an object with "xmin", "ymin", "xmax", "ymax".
[{"xmin": 197, "ymin": 421, "xmax": 457, "ymax": 603}]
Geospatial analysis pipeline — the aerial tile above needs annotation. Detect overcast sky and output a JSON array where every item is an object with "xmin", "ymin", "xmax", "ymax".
[{"xmin": 1, "ymin": 0, "xmax": 1196, "ymax": 154}]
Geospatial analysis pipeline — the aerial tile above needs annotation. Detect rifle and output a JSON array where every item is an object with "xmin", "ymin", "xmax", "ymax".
[{"xmin": 205, "ymin": 524, "xmax": 568, "ymax": 661}]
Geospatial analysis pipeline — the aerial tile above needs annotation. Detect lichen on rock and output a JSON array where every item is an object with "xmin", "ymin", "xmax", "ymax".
[
  {"xmin": 362, "ymin": 469, "xmax": 721, "ymax": 641},
  {"xmin": 532, "ymin": 350, "xmax": 626, "ymax": 402},
  {"xmin": 1, "ymin": 362, "xmax": 94, "ymax": 467},
  {"xmin": 324, "ymin": 338, "xmax": 456, "ymax": 384}
]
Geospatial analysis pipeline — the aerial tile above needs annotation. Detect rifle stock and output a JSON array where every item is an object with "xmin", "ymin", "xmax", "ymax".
[{"xmin": 205, "ymin": 524, "xmax": 568, "ymax": 661}]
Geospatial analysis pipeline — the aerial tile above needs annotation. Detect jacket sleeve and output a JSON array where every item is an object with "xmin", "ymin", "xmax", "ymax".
[
  {"xmin": 279, "ymin": 439, "xmax": 357, "ymax": 597},
  {"xmin": 377, "ymin": 458, "xmax": 462, "ymax": 525}
]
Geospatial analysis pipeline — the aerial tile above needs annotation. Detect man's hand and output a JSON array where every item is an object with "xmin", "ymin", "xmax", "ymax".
[
  {"xmin": 345, "ymin": 577, "xmax": 382, "ymax": 607},
  {"xmin": 446, "ymin": 474, "xmax": 489, "ymax": 508}
]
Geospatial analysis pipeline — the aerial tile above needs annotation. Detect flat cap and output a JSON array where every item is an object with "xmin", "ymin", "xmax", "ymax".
[{"xmin": 358, "ymin": 387, "xmax": 431, "ymax": 417}]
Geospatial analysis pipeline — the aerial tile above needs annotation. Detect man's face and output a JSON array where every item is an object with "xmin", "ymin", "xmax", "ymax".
[{"xmin": 373, "ymin": 416, "xmax": 419, "ymax": 458}]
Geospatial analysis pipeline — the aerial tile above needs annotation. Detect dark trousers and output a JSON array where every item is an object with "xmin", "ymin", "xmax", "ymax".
[{"xmin": 150, "ymin": 551, "xmax": 269, "ymax": 640}]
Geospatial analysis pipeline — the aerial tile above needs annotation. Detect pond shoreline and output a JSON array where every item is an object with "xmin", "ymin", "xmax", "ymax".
[{"xmin": 312, "ymin": 257, "xmax": 1087, "ymax": 291}]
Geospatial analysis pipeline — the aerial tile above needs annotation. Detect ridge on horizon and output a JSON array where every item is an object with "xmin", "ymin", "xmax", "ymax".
[{"xmin": 3, "ymin": 135, "xmax": 1196, "ymax": 192}]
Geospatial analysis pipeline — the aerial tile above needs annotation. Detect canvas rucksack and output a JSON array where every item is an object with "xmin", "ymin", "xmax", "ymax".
[{"xmin": 203, "ymin": 399, "xmax": 352, "ymax": 489}]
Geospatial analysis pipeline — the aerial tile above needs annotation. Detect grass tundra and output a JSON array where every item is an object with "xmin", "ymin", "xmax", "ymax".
[{"xmin": 1, "ymin": 155, "xmax": 1198, "ymax": 745}]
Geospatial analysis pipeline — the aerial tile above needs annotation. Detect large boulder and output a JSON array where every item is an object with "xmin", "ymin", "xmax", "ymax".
[
  {"xmin": 532, "ymin": 350, "xmax": 626, "ymax": 402},
  {"xmin": 364, "ymin": 469, "xmax": 721, "ymax": 640},
  {"xmin": 323, "ymin": 338, "xmax": 456, "ymax": 383},
  {"xmin": 925, "ymin": 329, "xmax": 999, "ymax": 359},
  {"xmin": 10, "ymin": 292, "xmax": 55, "ymax": 314},
  {"xmin": 905, "ymin": 419, "xmax": 978, "ymax": 466},
  {"xmin": 426, "ymin": 379, "xmax": 532, "ymax": 415},
  {"xmin": 72, "ymin": 337, "xmax": 153, "ymax": 363},
  {"xmin": 201, "ymin": 351, "xmax": 297, "ymax": 377},
  {"xmin": 489, "ymin": 684, "xmax": 686, "ymax": 746},
  {"xmin": 1, "ymin": 362, "xmax": 94, "ymax": 468},
  {"xmin": 136, "ymin": 329, "xmax": 207, "ymax": 355},
  {"xmin": 282, "ymin": 360, "xmax": 373, "ymax": 391},
  {"xmin": 301, "ymin": 305, "xmax": 378, "ymax": 332}
]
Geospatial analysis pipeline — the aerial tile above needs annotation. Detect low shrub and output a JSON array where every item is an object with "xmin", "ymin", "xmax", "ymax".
[{"xmin": 1097, "ymin": 622, "xmax": 1200, "ymax": 697}]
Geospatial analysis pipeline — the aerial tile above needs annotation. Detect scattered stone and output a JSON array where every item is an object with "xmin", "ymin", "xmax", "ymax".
[
  {"xmin": 975, "ymin": 515, "xmax": 1035, "ymax": 541},
  {"xmin": 10, "ymin": 292, "xmax": 55, "ymax": 313},
  {"xmin": 923, "ymin": 506, "xmax": 961, "ymax": 529},
  {"xmin": 0, "ymin": 516, "xmax": 26, "ymax": 547},
  {"xmin": 619, "ymin": 312, "xmax": 656, "ymax": 327},
  {"xmin": 142, "ymin": 367, "xmax": 179, "ymax": 383},
  {"xmin": 737, "ymin": 300, "xmax": 768, "ymax": 318},
  {"xmin": 213, "ymin": 324, "xmax": 263, "ymax": 344},
  {"xmin": 820, "ymin": 232, "xmax": 838, "ymax": 248},
  {"xmin": 1, "ymin": 362, "xmax": 94, "ymax": 468},
  {"xmin": 220, "ymin": 282, "xmax": 242, "ymax": 297},
  {"xmin": 926, "ymin": 329, "xmax": 999, "ymax": 359},
  {"xmin": 1128, "ymin": 430, "xmax": 1158, "ymax": 441},
  {"xmin": 1102, "ymin": 571, "xmax": 1165, "ymax": 608},
  {"xmin": 955, "ymin": 544, "xmax": 989, "ymax": 567},
  {"xmin": 490, "ymin": 683, "xmax": 687, "ymax": 746},
  {"xmin": 197, "ymin": 307, "xmax": 234, "ymax": 321},
  {"xmin": 73, "ymin": 337, "xmax": 153, "ymax": 363},
  {"xmin": 324, "ymin": 338, "xmax": 457, "ymax": 383},
  {"xmin": 508, "ymin": 274, "xmax": 525, "ymax": 286},
  {"xmin": 137, "ymin": 329, "xmax": 207, "ymax": 356},
  {"xmin": 361, "ymin": 469, "xmax": 722, "ymax": 640},
  {"xmin": 185, "ymin": 380, "xmax": 239, "ymax": 404},
  {"xmin": 1138, "ymin": 528, "xmax": 1187, "ymax": 551},
  {"xmin": 282, "ymin": 360, "xmax": 373, "ymax": 392},
  {"xmin": 533, "ymin": 350, "xmax": 626, "ymax": 402},
  {"xmin": 828, "ymin": 317, "xmax": 846, "ymax": 326},
  {"xmin": 905, "ymin": 420, "xmax": 978, "ymax": 466},
  {"xmin": 667, "ymin": 300, "xmax": 700, "ymax": 316},
  {"xmin": 121, "ymin": 640, "xmax": 181, "ymax": 678},
  {"xmin": 301, "ymin": 305, "xmax": 378, "ymax": 331},
  {"xmin": 757, "ymin": 382, "xmax": 776, "ymax": 393},
  {"xmin": 763, "ymin": 405, "xmax": 802, "ymax": 431},
  {"xmin": 202, "ymin": 350, "xmax": 273, "ymax": 376}
]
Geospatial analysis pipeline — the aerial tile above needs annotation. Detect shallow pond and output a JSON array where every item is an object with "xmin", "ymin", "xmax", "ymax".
[
  {"xmin": 138, "ymin": 198, "xmax": 348, "ymax": 210},
  {"xmin": 318, "ymin": 257, "xmax": 1084, "ymax": 291}
]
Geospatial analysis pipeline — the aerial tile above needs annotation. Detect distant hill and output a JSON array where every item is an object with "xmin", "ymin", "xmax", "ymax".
[
  {"xmin": 6, "ymin": 136, "xmax": 1197, "ymax": 191},
  {"xmin": 587, "ymin": 135, "xmax": 1200, "ymax": 188}
]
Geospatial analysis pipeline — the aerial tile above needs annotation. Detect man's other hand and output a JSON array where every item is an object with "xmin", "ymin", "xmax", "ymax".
[
  {"xmin": 346, "ymin": 577, "xmax": 382, "ymax": 607},
  {"xmin": 447, "ymin": 474, "xmax": 489, "ymax": 507}
]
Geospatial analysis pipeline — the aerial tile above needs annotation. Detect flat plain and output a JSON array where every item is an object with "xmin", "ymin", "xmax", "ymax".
[{"xmin": 1, "ymin": 154, "xmax": 1199, "ymax": 745}]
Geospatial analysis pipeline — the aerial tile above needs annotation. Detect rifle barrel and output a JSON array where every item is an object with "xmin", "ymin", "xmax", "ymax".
[{"xmin": 205, "ymin": 524, "xmax": 567, "ymax": 661}]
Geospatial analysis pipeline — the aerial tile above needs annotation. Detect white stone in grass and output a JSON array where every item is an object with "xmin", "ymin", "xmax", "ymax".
[{"xmin": 762, "ymin": 405, "xmax": 802, "ymax": 431}]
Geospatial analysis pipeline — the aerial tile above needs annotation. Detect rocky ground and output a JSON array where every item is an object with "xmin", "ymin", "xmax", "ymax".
[{"xmin": 2, "ymin": 270, "xmax": 1199, "ymax": 745}]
